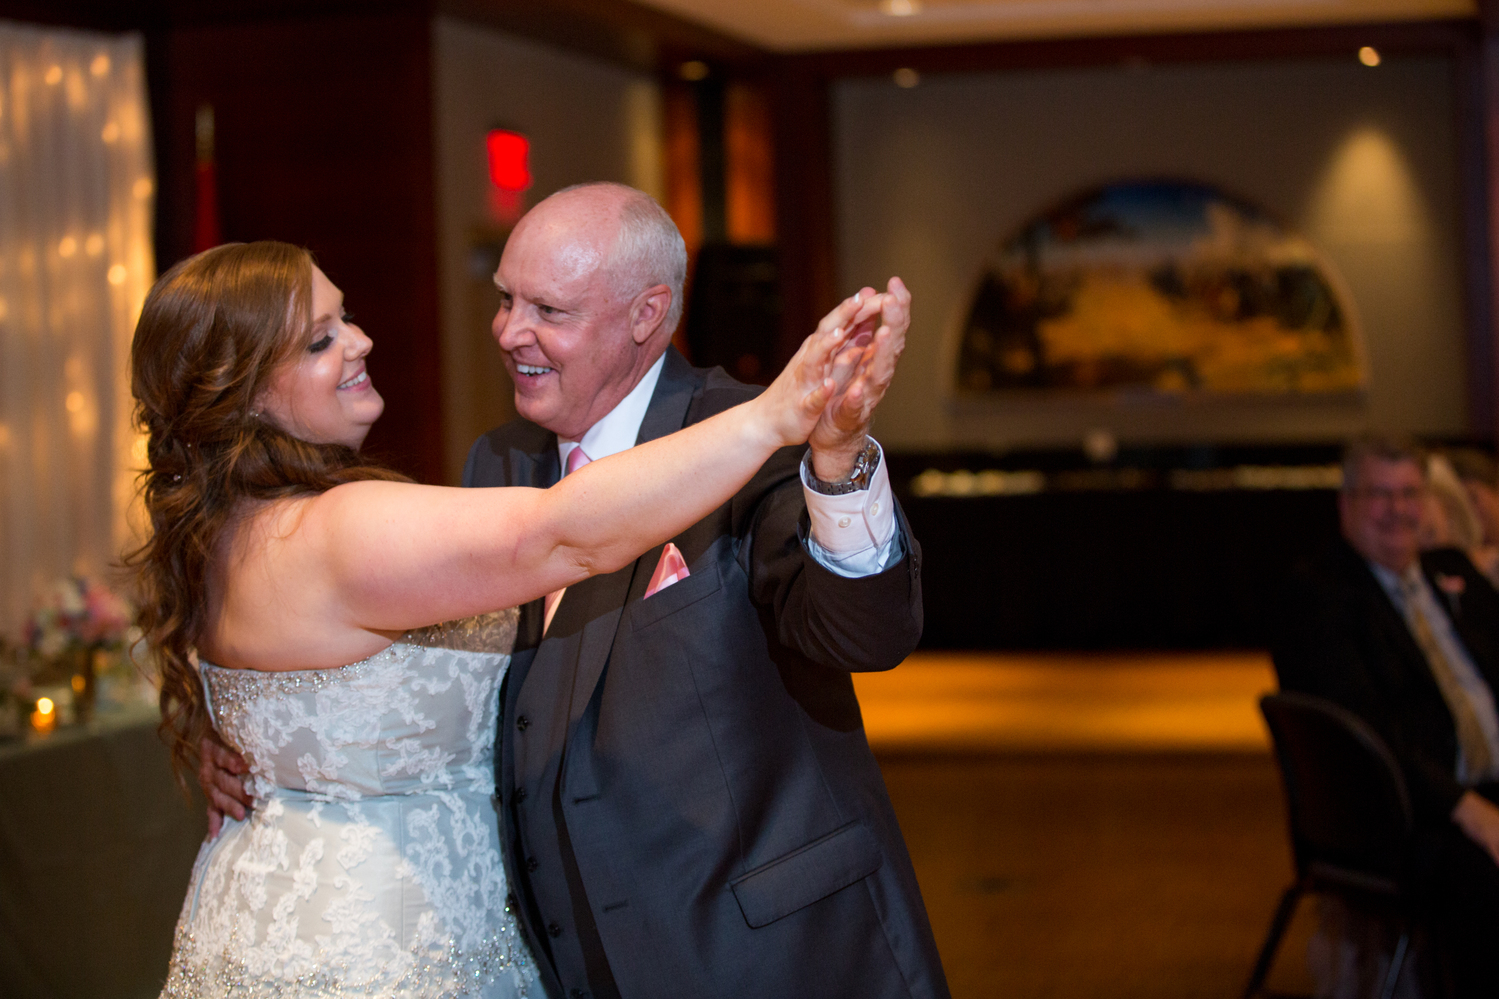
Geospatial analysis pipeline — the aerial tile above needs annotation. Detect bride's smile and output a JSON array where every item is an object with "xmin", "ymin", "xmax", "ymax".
[{"xmin": 255, "ymin": 265, "xmax": 385, "ymax": 450}]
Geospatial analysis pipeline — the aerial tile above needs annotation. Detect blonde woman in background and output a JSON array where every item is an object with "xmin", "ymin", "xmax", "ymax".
[
  {"xmin": 1421, "ymin": 454, "xmax": 1485, "ymax": 552},
  {"xmin": 1448, "ymin": 448, "xmax": 1499, "ymax": 589}
]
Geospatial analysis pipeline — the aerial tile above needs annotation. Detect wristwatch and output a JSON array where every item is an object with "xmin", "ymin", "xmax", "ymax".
[{"xmin": 804, "ymin": 438, "xmax": 881, "ymax": 496}]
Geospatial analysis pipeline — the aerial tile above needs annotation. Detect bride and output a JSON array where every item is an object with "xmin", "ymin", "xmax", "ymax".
[{"xmin": 126, "ymin": 240, "xmax": 894, "ymax": 998}]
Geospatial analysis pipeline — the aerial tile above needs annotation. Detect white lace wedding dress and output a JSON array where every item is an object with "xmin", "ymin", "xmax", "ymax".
[{"xmin": 159, "ymin": 610, "xmax": 536, "ymax": 998}]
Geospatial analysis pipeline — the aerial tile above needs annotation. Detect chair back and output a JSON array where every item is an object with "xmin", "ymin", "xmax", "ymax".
[{"xmin": 1260, "ymin": 692, "xmax": 1414, "ymax": 887}]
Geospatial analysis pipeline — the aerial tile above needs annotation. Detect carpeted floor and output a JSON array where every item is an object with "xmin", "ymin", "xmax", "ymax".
[{"xmin": 864, "ymin": 653, "xmax": 1319, "ymax": 998}]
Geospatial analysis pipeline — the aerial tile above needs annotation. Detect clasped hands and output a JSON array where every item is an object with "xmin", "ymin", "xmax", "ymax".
[{"xmin": 806, "ymin": 277, "xmax": 910, "ymax": 482}]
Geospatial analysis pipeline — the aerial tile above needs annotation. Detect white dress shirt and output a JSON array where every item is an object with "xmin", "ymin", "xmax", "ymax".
[{"xmin": 557, "ymin": 352, "xmax": 900, "ymax": 579}]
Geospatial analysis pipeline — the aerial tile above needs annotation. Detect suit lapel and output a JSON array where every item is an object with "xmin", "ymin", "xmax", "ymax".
[
  {"xmin": 547, "ymin": 566, "xmax": 638, "ymax": 726},
  {"xmin": 635, "ymin": 348, "xmax": 698, "ymax": 446},
  {"xmin": 512, "ymin": 439, "xmax": 561, "ymax": 650},
  {"xmin": 1423, "ymin": 556, "xmax": 1499, "ymax": 693},
  {"xmin": 550, "ymin": 349, "xmax": 703, "ymax": 725},
  {"xmin": 1349, "ymin": 548, "xmax": 1451, "ymax": 703}
]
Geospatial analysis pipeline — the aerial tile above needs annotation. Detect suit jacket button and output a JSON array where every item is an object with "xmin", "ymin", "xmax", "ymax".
[
  {"xmin": 526, "ymin": 857, "xmax": 539, "ymax": 873},
  {"xmin": 517, "ymin": 715, "xmax": 530, "ymax": 731},
  {"xmin": 514, "ymin": 787, "xmax": 527, "ymax": 803},
  {"xmin": 570, "ymin": 990, "xmax": 587, "ymax": 998},
  {"xmin": 547, "ymin": 921, "xmax": 563, "ymax": 938}
]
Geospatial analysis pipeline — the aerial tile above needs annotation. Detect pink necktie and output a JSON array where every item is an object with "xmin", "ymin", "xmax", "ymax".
[{"xmin": 543, "ymin": 446, "xmax": 590, "ymax": 634}]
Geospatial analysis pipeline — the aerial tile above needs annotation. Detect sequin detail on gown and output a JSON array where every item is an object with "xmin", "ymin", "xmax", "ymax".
[{"xmin": 160, "ymin": 610, "xmax": 535, "ymax": 998}]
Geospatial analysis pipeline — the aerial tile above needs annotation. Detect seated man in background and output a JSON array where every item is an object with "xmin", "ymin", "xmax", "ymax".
[{"xmin": 1273, "ymin": 435, "xmax": 1499, "ymax": 996}]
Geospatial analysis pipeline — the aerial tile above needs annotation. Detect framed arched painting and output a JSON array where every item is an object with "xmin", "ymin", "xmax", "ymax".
[{"xmin": 954, "ymin": 180, "xmax": 1366, "ymax": 397}]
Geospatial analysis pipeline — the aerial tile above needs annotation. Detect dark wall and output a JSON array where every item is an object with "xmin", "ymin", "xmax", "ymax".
[
  {"xmin": 151, "ymin": 10, "xmax": 443, "ymax": 481},
  {"xmin": 888, "ymin": 446, "xmax": 1345, "ymax": 649}
]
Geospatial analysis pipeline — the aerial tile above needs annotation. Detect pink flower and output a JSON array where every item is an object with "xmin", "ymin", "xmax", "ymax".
[{"xmin": 25, "ymin": 577, "xmax": 134, "ymax": 652}]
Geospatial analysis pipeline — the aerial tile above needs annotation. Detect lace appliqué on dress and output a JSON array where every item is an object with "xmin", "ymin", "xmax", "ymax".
[{"xmin": 166, "ymin": 613, "xmax": 533, "ymax": 998}]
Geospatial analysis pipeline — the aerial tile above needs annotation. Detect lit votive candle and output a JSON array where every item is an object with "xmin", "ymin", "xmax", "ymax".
[{"xmin": 31, "ymin": 696, "xmax": 57, "ymax": 733}]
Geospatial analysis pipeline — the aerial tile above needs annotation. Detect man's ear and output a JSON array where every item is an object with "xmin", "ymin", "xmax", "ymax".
[{"xmin": 630, "ymin": 284, "xmax": 672, "ymax": 345}]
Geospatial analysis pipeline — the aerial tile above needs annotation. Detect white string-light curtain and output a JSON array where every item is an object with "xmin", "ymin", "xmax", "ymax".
[{"xmin": 0, "ymin": 23, "xmax": 155, "ymax": 639}]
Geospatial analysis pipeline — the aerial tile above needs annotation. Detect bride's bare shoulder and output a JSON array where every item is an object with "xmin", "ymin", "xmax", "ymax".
[{"xmin": 203, "ymin": 492, "xmax": 358, "ymax": 669}]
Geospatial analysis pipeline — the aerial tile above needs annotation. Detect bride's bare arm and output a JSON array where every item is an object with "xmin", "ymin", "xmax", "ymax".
[
  {"xmin": 211, "ymin": 292, "xmax": 886, "ymax": 668},
  {"xmin": 319, "ymin": 409, "xmax": 791, "ymax": 623}
]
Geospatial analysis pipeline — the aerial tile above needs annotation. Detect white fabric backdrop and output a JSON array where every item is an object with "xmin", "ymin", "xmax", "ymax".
[{"xmin": 0, "ymin": 23, "xmax": 155, "ymax": 639}]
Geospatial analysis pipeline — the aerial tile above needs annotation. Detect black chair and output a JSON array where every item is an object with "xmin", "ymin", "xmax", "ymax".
[{"xmin": 1245, "ymin": 692, "xmax": 1422, "ymax": 999}]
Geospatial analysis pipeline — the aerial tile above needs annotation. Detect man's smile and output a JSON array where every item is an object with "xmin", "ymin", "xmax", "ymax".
[{"xmin": 515, "ymin": 363, "xmax": 555, "ymax": 378}]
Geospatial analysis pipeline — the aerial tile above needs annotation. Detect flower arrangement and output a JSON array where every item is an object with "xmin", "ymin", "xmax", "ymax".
[
  {"xmin": 18, "ymin": 578, "xmax": 140, "ymax": 727},
  {"xmin": 24, "ymin": 577, "xmax": 134, "ymax": 660}
]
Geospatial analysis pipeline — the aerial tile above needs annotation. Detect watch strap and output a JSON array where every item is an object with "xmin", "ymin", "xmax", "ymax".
[{"xmin": 803, "ymin": 439, "xmax": 881, "ymax": 496}]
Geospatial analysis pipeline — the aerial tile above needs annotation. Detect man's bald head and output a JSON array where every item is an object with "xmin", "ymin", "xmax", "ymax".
[
  {"xmin": 491, "ymin": 183, "xmax": 686, "ymax": 440},
  {"xmin": 536, "ymin": 182, "xmax": 687, "ymax": 334}
]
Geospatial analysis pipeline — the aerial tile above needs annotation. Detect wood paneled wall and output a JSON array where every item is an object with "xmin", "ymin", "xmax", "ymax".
[{"xmin": 151, "ymin": 10, "xmax": 443, "ymax": 481}]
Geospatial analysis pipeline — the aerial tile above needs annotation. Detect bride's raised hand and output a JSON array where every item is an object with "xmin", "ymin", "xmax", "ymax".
[{"xmin": 752, "ymin": 291, "xmax": 887, "ymax": 448}]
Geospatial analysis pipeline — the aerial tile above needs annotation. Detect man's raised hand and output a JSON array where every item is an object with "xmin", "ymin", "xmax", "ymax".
[
  {"xmin": 757, "ymin": 288, "xmax": 889, "ymax": 449},
  {"xmin": 810, "ymin": 277, "xmax": 910, "ymax": 480}
]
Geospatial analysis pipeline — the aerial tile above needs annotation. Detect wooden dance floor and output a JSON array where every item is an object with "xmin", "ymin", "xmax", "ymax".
[
  {"xmin": 861, "ymin": 652, "xmax": 1316, "ymax": 999},
  {"xmin": 854, "ymin": 650, "xmax": 1275, "ymax": 754}
]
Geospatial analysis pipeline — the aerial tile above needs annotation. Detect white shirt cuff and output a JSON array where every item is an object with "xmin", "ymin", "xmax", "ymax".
[{"xmin": 801, "ymin": 440, "xmax": 901, "ymax": 578}]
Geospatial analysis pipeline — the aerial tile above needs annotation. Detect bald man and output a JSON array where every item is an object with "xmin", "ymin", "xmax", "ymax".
[{"xmin": 468, "ymin": 183, "xmax": 946, "ymax": 999}]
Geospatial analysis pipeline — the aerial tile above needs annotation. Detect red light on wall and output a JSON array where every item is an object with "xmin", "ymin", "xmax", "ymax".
[{"xmin": 487, "ymin": 130, "xmax": 532, "ymax": 192}]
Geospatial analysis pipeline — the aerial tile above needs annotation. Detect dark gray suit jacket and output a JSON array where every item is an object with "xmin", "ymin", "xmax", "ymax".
[
  {"xmin": 462, "ymin": 348, "xmax": 949, "ymax": 999},
  {"xmin": 1274, "ymin": 538, "xmax": 1499, "ymax": 825}
]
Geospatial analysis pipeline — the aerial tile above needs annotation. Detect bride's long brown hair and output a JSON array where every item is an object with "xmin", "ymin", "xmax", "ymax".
[{"xmin": 125, "ymin": 242, "xmax": 408, "ymax": 786}]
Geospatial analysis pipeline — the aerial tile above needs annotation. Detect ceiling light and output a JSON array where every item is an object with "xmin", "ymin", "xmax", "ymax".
[
  {"xmin": 679, "ymin": 60, "xmax": 710, "ymax": 82},
  {"xmin": 881, "ymin": 0, "xmax": 920, "ymax": 16},
  {"xmin": 1358, "ymin": 46, "xmax": 1381, "ymax": 67},
  {"xmin": 893, "ymin": 68, "xmax": 920, "ymax": 88}
]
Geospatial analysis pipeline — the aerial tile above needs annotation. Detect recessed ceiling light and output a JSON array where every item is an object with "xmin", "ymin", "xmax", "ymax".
[
  {"xmin": 881, "ymin": 0, "xmax": 921, "ymax": 16},
  {"xmin": 893, "ymin": 68, "xmax": 920, "ymax": 88},
  {"xmin": 679, "ymin": 60, "xmax": 710, "ymax": 81},
  {"xmin": 1358, "ymin": 46, "xmax": 1381, "ymax": 67}
]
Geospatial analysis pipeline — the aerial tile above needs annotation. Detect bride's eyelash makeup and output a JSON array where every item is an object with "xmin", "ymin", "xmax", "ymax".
[{"xmin": 307, "ymin": 311, "xmax": 350, "ymax": 354}]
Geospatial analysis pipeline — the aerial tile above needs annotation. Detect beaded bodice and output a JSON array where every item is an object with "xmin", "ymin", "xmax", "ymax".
[
  {"xmin": 161, "ymin": 609, "xmax": 534, "ymax": 999},
  {"xmin": 201, "ymin": 611, "xmax": 521, "ymax": 804}
]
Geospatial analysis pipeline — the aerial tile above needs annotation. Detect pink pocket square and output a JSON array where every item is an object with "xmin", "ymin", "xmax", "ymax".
[{"xmin": 644, "ymin": 543, "xmax": 690, "ymax": 599}]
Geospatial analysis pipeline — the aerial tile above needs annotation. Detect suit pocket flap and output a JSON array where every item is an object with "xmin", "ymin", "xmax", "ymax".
[
  {"xmin": 729, "ymin": 821, "xmax": 882, "ymax": 929},
  {"xmin": 630, "ymin": 558, "xmax": 722, "ymax": 631}
]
